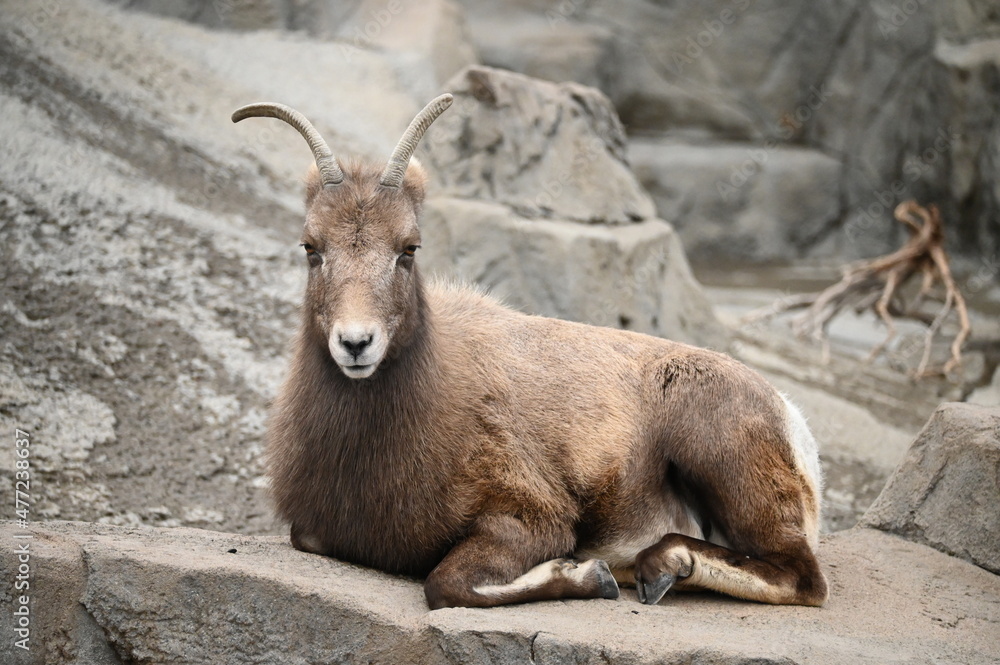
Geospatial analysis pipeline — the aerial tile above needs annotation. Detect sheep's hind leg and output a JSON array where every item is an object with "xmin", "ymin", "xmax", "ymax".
[
  {"xmin": 473, "ymin": 558, "xmax": 618, "ymax": 604},
  {"xmin": 424, "ymin": 514, "xmax": 619, "ymax": 609},
  {"xmin": 633, "ymin": 533, "xmax": 826, "ymax": 607}
]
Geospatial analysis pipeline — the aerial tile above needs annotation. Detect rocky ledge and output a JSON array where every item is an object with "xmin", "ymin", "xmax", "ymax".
[{"xmin": 2, "ymin": 523, "xmax": 998, "ymax": 665}]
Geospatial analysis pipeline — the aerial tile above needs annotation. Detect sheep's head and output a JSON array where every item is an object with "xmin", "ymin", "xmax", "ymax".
[{"xmin": 233, "ymin": 95, "xmax": 452, "ymax": 379}]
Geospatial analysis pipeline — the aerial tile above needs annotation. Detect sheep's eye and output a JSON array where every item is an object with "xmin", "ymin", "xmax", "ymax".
[
  {"xmin": 402, "ymin": 245, "xmax": 419, "ymax": 257},
  {"xmin": 301, "ymin": 243, "xmax": 322, "ymax": 266}
]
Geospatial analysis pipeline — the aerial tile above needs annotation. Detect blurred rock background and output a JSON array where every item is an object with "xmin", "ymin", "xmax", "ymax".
[{"xmin": 1, "ymin": 0, "xmax": 998, "ymax": 540}]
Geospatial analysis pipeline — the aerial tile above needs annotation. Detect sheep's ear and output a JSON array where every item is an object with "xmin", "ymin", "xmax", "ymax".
[
  {"xmin": 304, "ymin": 163, "xmax": 322, "ymax": 206},
  {"xmin": 402, "ymin": 158, "xmax": 429, "ymax": 214}
]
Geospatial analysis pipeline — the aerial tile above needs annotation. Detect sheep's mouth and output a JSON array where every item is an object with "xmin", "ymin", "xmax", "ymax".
[{"xmin": 340, "ymin": 363, "xmax": 376, "ymax": 379}]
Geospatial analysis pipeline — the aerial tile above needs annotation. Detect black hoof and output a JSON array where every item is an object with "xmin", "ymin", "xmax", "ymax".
[
  {"xmin": 637, "ymin": 573, "xmax": 675, "ymax": 605},
  {"xmin": 593, "ymin": 560, "xmax": 620, "ymax": 599}
]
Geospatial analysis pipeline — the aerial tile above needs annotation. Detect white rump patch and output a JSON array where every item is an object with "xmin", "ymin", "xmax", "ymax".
[
  {"xmin": 780, "ymin": 393, "xmax": 824, "ymax": 547},
  {"xmin": 780, "ymin": 393, "xmax": 823, "ymax": 494}
]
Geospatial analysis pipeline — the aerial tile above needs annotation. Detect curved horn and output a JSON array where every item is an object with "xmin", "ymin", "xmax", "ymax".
[
  {"xmin": 380, "ymin": 93, "xmax": 453, "ymax": 188},
  {"xmin": 232, "ymin": 103, "xmax": 344, "ymax": 187}
]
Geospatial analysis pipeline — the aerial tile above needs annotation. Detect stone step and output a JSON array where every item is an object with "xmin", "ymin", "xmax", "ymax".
[{"xmin": 629, "ymin": 138, "xmax": 842, "ymax": 263}]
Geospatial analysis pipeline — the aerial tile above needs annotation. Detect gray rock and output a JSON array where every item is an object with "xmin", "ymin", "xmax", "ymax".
[
  {"xmin": 456, "ymin": 0, "xmax": 851, "ymax": 140},
  {"xmin": 461, "ymin": 7, "xmax": 617, "ymax": 91},
  {"xmin": 862, "ymin": 402, "xmax": 1000, "ymax": 574},
  {"xmin": 105, "ymin": 0, "xmax": 357, "ymax": 33},
  {"xmin": 105, "ymin": 0, "xmax": 295, "ymax": 31},
  {"xmin": 967, "ymin": 366, "xmax": 1000, "ymax": 407},
  {"xmin": 630, "ymin": 139, "xmax": 843, "ymax": 262},
  {"xmin": 0, "ymin": 365, "xmax": 117, "ymax": 474},
  {"xmin": 329, "ymin": 0, "xmax": 479, "ymax": 100},
  {"xmin": 422, "ymin": 65, "xmax": 657, "ymax": 224},
  {"xmin": 2, "ymin": 529, "xmax": 124, "ymax": 665},
  {"xmin": 818, "ymin": 16, "xmax": 1000, "ymax": 264},
  {"xmin": 421, "ymin": 197, "xmax": 725, "ymax": 347},
  {"xmin": 3, "ymin": 520, "xmax": 1000, "ymax": 665},
  {"xmin": 107, "ymin": 0, "xmax": 479, "ymax": 98},
  {"xmin": 935, "ymin": 0, "xmax": 1000, "ymax": 41}
]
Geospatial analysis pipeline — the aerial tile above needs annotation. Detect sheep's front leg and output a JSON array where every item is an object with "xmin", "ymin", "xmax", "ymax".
[{"xmin": 424, "ymin": 514, "xmax": 619, "ymax": 609}]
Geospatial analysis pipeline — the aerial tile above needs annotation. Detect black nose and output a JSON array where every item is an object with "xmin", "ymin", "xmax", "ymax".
[{"xmin": 340, "ymin": 335, "xmax": 372, "ymax": 359}]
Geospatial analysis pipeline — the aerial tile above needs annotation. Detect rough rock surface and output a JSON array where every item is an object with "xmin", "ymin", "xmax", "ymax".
[
  {"xmin": 862, "ymin": 402, "xmax": 1000, "ymax": 574},
  {"xmin": 967, "ymin": 365, "xmax": 1000, "ymax": 406},
  {"xmin": 3, "ymin": 521, "xmax": 999, "ymax": 665},
  {"xmin": 630, "ymin": 139, "xmax": 842, "ymax": 262},
  {"xmin": 423, "ymin": 65, "xmax": 657, "ymax": 224},
  {"xmin": 466, "ymin": 10, "xmax": 617, "ymax": 92},
  {"xmin": 107, "ymin": 0, "xmax": 476, "ymax": 102},
  {"xmin": 456, "ymin": 0, "xmax": 1000, "ymax": 263},
  {"xmin": 105, "ymin": 0, "xmax": 304, "ymax": 31},
  {"xmin": 421, "ymin": 197, "xmax": 723, "ymax": 347},
  {"xmin": 330, "ymin": 0, "xmax": 479, "ymax": 101}
]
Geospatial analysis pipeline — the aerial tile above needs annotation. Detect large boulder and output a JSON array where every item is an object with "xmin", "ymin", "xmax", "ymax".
[
  {"xmin": 4, "ymin": 521, "xmax": 1000, "ymax": 665},
  {"xmin": 418, "ymin": 65, "xmax": 723, "ymax": 346},
  {"xmin": 422, "ymin": 65, "xmax": 657, "ymax": 224},
  {"xmin": 861, "ymin": 402, "xmax": 1000, "ymax": 574}
]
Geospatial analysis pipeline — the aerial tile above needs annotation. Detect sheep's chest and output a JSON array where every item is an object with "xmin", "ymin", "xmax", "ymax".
[{"xmin": 287, "ymin": 431, "xmax": 471, "ymax": 576}]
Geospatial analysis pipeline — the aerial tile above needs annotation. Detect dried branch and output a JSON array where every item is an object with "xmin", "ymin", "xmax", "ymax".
[{"xmin": 743, "ymin": 201, "xmax": 971, "ymax": 379}]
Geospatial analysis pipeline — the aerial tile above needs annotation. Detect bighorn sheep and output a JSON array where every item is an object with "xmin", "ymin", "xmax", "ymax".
[{"xmin": 232, "ymin": 94, "xmax": 828, "ymax": 609}]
